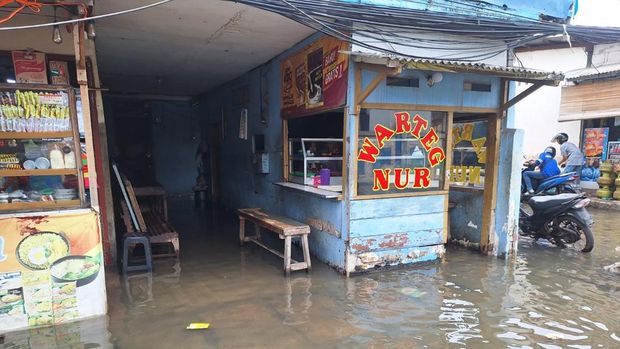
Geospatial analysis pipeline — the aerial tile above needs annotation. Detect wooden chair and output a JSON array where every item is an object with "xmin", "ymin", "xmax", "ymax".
[{"xmin": 119, "ymin": 175, "xmax": 180, "ymax": 259}]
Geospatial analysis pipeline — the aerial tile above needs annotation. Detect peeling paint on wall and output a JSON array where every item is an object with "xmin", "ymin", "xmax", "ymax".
[
  {"xmin": 306, "ymin": 217, "xmax": 341, "ymax": 238},
  {"xmin": 351, "ymin": 245, "xmax": 445, "ymax": 272}
]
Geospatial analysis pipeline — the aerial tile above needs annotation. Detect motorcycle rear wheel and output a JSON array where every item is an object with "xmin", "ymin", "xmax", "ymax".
[{"xmin": 554, "ymin": 215, "xmax": 594, "ymax": 252}]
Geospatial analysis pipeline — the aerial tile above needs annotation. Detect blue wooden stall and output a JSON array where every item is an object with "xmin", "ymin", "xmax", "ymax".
[{"xmin": 199, "ymin": 33, "xmax": 561, "ymax": 275}]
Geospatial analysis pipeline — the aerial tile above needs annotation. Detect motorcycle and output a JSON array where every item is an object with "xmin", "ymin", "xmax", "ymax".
[
  {"xmin": 521, "ymin": 161, "xmax": 579, "ymax": 201},
  {"xmin": 519, "ymin": 192, "xmax": 594, "ymax": 252}
]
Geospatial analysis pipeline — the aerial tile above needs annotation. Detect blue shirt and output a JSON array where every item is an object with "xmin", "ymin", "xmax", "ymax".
[{"xmin": 537, "ymin": 152, "xmax": 561, "ymax": 177}]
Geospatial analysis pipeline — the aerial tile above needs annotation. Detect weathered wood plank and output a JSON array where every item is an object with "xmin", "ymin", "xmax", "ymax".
[
  {"xmin": 238, "ymin": 208, "xmax": 310, "ymax": 236},
  {"xmin": 350, "ymin": 212, "xmax": 444, "ymax": 237},
  {"xmin": 350, "ymin": 229, "xmax": 444, "ymax": 253},
  {"xmin": 350, "ymin": 195, "xmax": 445, "ymax": 220},
  {"xmin": 351, "ymin": 244, "xmax": 445, "ymax": 272}
]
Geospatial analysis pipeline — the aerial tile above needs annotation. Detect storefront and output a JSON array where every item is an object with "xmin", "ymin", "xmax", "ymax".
[
  {"xmin": 0, "ymin": 17, "xmax": 108, "ymax": 332},
  {"xmin": 559, "ymin": 71, "xmax": 620, "ymax": 187},
  {"xmin": 200, "ymin": 33, "xmax": 561, "ymax": 275}
]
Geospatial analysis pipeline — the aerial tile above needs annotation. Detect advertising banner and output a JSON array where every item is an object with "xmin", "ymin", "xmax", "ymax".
[
  {"xmin": 583, "ymin": 127, "xmax": 609, "ymax": 160},
  {"xmin": 0, "ymin": 210, "xmax": 105, "ymax": 332},
  {"xmin": 281, "ymin": 36, "xmax": 349, "ymax": 118},
  {"xmin": 12, "ymin": 51, "xmax": 48, "ymax": 84}
]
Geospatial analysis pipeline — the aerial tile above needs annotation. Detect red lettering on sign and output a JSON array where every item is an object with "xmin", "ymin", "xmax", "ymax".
[
  {"xmin": 373, "ymin": 169, "xmax": 391, "ymax": 191},
  {"xmin": 374, "ymin": 124, "xmax": 395, "ymax": 148},
  {"xmin": 413, "ymin": 168, "xmax": 431, "ymax": 188},
  {"xmin": 421, "ymin": 128, "xmax": 439, "ymax": 151},
  {"xmin": 393, "ymin": 168, "xmax": 411, "ymax": 189},
  {"xmin": 411, "ymin": 114, "xmax": 428, "ymax": 139},
  {"xmin": 358, "ymin": 137, "xmax": 380, "ymax": 163},
  {"xmin": 428, "ymin": 147, "xmax": 445, "ymax": 167},
  {"xmin": 394, "ymin": 112, "xmax": 412, "ymax": 134}
]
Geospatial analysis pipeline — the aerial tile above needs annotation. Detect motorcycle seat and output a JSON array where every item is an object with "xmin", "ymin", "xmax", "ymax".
[
  {"xmin": 540, "ymin": 172, "xmax": 576, "ymax": 183},
  {"xmin": 529, "ymin": 193, "xmax": 581, "ymax": 209}
]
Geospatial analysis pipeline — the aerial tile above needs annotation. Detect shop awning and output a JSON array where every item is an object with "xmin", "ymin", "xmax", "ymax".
[
  {"xmin": 350, "ymin": 51, "xmax": 564, "ymax": 86},
  {"xmin": 559, "ymin": 77, "xmax": 620, "ymax": 122},
  {"xmin": 565, "ymin": 64, "xmax": 620, "ymax": 84}
]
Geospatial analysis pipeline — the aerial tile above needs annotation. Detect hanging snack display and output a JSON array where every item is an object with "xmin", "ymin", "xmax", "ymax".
[
  {"xmin": 0, "ymin": 90, "xmax": 71, "ymax": 132},
  {"xmin": 0, "ymin": 84, "xmax": 85, "ymax": 211}
]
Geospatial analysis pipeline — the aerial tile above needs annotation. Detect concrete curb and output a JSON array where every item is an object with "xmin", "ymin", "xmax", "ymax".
[{"xmin": 589, "ymin": 197, "xmax": 620, "ymax": 211}]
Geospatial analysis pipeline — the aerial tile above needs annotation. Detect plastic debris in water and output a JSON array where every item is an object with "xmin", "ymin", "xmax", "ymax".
[
  {"xmin": 186, "ymin": 323, "xmax": 210, "ymax": 330},
  {"xmin": 399, "ymin": 287, "xmax": 427, "ymax": 298}
]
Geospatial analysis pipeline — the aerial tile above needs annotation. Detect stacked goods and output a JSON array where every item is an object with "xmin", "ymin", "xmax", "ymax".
[
  {"xmin": 0, "ymin": 90, "xmax": 70, "ymax": 132},
  {"xmin": 0, "ymin": 153, "xmax": 20, "ymax": 169}
]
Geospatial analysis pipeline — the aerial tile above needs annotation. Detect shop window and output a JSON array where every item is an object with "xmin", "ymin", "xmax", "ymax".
[
  {"xmin": 450, "ymin": 117, "xmax": 488, "ymax": 188},
  {"xmin": 464, "ymin": 82, "xmax": 491, "ymax": 92},
  {"xmin": 286, "ymin": 111, "xmax": 344, "ymax": 193},
  {"xmin": 387, "ymin": 76, "xmax": 419, "ymax": 88},
  {"xmin": 356, "ymin": 109, "xmax": 448, "ymax": 196}
]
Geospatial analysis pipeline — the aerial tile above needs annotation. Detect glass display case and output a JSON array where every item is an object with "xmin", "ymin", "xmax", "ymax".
[
  {"xmin": 0, "ymin": 84, "xmax": 85, "ymax": 211},
  {"xmin": 288, "ymin": 138, "xmax": 343, "ymax": 192}
]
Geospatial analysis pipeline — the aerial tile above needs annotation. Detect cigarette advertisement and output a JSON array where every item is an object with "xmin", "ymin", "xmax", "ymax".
[{"xmin": 0, "ymin": 210, "xmax": 106, "ymax": 332}]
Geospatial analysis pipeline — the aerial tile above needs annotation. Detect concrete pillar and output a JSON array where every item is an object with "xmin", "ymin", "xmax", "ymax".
[{"xmin": 493, "ymin": 81, "xmax": 522, "ymax": 257}]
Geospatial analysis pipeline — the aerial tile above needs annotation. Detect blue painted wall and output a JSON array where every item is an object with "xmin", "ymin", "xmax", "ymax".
[
  {"xmin": 104, "ymin": 98, "xmax": 200, "ymax": 196},
  {"xmin": 150, "ymin": 101, "xmax": 201, "ymax": 195},
  {"xmin": 448, "ymin": 189, "xmax": 483, "ymax": 246},
  {"xmin": 199, "ymin": 32, "xmax": 349, "ymax": 270},
  {"xmin": 348, "ymin": 195, "xmax": 447, "ymax": 272},
  {"xmin": 363, "ymin": 69, "xmax": 501, "ymax": 109}
]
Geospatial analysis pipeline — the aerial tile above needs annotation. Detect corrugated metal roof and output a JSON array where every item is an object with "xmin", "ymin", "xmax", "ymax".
[
  {"xmin": 350, "ymin": 51, "xmax": 564, "ymax": 85},
  {"xmin": 565, "ymin": 64, "xmax": 620, "ymax": 82}
]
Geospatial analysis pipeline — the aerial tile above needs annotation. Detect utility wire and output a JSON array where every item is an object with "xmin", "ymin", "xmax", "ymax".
[
  {"xmin": 232, "ymin": 0, "xmax": 620, "ymax": 62},
  {"xmin": 0, "ymin": 0, "xmax": 174, "ymax": 30}
]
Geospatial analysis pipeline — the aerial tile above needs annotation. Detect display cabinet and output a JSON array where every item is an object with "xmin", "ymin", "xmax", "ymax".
[
  {"xmin": 0, "ymin": 84, "xmax": 85, "ymax": 211},
  {"xmin": 288, "ymin": 138, "xmax": 343, "ymax": 192}
]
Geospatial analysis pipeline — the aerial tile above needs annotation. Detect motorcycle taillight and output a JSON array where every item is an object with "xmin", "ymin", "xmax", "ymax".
[{"xmin": 573, "ymin": 198, "xmax": 591, "ymax": 209}]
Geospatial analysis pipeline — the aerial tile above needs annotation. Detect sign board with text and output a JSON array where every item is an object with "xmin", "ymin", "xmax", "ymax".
[{"xmin": 281, "ymin": 36, "xmax": 349, "ymax": 118}]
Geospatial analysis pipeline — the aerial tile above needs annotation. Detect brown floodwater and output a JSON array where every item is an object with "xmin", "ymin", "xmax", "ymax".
[{"xmin": 2, "ymin": 205, "xmax": 619, "ymax": 349}]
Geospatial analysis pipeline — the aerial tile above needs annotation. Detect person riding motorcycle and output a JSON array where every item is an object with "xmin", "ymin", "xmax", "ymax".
[{"xmin": 523, "ymin": 146, "xmax": 561, "ymax": 196}]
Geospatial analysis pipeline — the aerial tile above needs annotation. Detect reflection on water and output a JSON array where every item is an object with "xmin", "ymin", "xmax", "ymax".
[{"xmin": 1, "ymin": 208, "xmax": 619, "ymax": 348}]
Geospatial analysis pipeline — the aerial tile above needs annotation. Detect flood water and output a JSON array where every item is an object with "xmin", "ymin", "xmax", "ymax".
[{"xmin": 2, "ymin": 204, "xmax": 619, "ymax": 349}]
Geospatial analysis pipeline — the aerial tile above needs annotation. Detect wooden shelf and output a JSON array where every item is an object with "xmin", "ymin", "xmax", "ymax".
[
  {"xmin": 0, "ymin": 169, "xmax": 77, "ymax": 177},
  {"xmin": 0, "ymin": 200, "xmax": 81, "ymax": 211},
  {"xmin": 0, "ymin": 131, "xmax": 73, "ymax": 139}
]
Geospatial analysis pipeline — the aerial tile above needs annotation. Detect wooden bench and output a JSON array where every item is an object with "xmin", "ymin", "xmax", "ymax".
[
  {"xmin": 238, "ymin": 208, "xmax": 311, "ymax": 275},
  {"xmin": 120, "ymin": 176, "xmax": 180, "ymax": 259}
]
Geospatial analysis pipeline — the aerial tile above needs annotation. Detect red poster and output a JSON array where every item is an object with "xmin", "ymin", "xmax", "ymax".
[
  {"xmin": 12, "ymin": 51, "xmax": 48, "ymax": 84},
  {"xmin": 281, "ymin": 37, "xmax": 349, "ymax": 118}
]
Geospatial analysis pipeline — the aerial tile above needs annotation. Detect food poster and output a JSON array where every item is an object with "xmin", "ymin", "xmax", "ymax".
[
  {"xmin": 0, "ymin": 210, "xmax": 106, "ymax": 332},
  {"xmin": 583, "ymin": 127, "xmax": 609, "ymax": 159},
  {"xmin": 281, "ymin": 36, "xmax": 349, "ymax": 118},
  {"xmin": 12, "ymin": 51, "xmax": 48, "ymax": 84}
]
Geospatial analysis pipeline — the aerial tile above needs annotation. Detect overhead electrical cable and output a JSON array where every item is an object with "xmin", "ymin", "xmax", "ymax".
[
  {"xmin": 231, "ymin": 0, "xmax": 620, "ymax": 62},
  {"xmin": 0, "ymin": 0, "xmax": 174, "ymax": 30}
]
